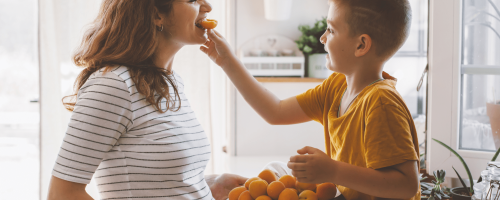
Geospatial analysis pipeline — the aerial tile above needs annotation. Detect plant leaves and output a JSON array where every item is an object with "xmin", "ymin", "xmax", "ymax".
[
  {"xmin": 432, "ymin": 138, "xmax": 474, "ymax": 194},
  {"xmin": 492, "ymin": 147, "xmax": 500, "ymax": 161},
  {"xmin": 452, "ymin": 166, "xmax": 469, "ymax": 195}
]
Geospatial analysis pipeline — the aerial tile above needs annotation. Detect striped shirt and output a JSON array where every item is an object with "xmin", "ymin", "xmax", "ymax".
[{"xmin": 52, "ymin": 66, "xmax": 214, "ymax": 200}]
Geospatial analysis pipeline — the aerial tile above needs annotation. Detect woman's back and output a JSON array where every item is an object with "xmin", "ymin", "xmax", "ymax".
[{"xmin": 52, "ymin": 66, "xmax": 213, "ymax": 200}]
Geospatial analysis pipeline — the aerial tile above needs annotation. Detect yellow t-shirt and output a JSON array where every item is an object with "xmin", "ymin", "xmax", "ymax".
[{"xmin": 296, "ymin": 72, "xmax": 420, "ymax": 200}]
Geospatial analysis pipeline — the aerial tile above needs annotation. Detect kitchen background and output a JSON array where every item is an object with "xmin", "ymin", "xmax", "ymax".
[{"xmin": 1, "ymin": 0, "xmax": 430, "ymax": 199}]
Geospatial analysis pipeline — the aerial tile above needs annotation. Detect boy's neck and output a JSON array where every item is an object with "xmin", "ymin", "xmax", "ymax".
[{"xmin": 343, "ymin": 64, "xmax": 384, "ymax": 97}]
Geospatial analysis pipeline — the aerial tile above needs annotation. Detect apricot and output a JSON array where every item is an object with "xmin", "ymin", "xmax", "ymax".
[
  {"xmin": 258, "ymin": 169, "xmax": 278, "ymax": 184},
  {"xmin": 245, "ymin": 177, "xmax": 263, "ymax": 189},
  {"xmin": 299, "ymin": 190, "xmax": 318, "ymax": 200},
  {"xmin": 267, "ymin": 181, "xmax": 286, "ymax": 200},
  {"xmin": 279, "ymin": 175, "xmax": 296, "ymax": 188},
  {"xmin": 230, "ymin": 186, "xmax": 248, "ymax": 200},
  {"xmin": 295, "ymin": 181, "xmax": 317, "ymax": 193},
  {"xmin": 200, "ymin": 19, "xmax": 218, "ymax": 29},
  {"xmin": 249, "ymin": 180, "xmax": 269, "ymax": 199},
  {"xmin": 239, "ymin": 190, "xmax": 254, "ymax": 200},
  {"xmin": 278, "ymin": 188, "xmax": 299, "ymax": 200},
  {"xmin": 255, "ymin": 196, "xmax": 272, "ymax": 200},
  {"xmin": 316, "ymin": 183, "xmax": 337, "ymax": 200}
]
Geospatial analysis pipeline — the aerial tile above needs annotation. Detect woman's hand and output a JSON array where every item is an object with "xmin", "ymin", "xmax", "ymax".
[
  {"xmin": 207, "ymin": 173, "xmax": 247, "ymax": 200},
  {"xmin": 287, "ymin": 146, "xmax": 337, "ymax": 184},
  {"xmin": 200, "ymin": 29, "xmax": 238, "ymax": 68}
]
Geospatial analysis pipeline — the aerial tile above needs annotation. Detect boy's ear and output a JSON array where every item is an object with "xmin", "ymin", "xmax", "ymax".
[{"xmin": 354, "ymin": 34, "xmax": 372, "ymax": 57}]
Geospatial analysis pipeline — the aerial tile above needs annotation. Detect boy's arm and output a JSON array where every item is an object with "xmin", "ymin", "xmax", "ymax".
[
  {"xmin": 288, "ymin": 147, "xmax": 419, "ymax": 199},
  {"xmin": 201, "ymin": 29, "xmax": 311, "ymax": 125}
]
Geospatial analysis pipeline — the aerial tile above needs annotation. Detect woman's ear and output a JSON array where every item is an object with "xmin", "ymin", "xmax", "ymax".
[
  {"xmin": 154, "ymin": 7, "xmax": 163, "ymax": 27},
  {"xmin": 354, "ymin": 34, "xmax": 372, "ymax": 57}
]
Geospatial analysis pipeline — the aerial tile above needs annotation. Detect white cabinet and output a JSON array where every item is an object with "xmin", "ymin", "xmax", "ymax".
[{"xmin": 234, "ymin": 79, "xmax": 325, "ymax": 156}]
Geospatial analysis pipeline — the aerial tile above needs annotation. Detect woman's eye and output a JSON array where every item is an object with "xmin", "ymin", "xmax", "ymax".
[{"xmin": 327, "ymin": 28, "xmax": 334, "ymax": 34}]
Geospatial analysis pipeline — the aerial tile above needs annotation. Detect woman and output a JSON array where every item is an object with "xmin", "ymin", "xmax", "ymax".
[{"xmin": 47, "ymin": 0, "xmax": 246, "ymax": 199}]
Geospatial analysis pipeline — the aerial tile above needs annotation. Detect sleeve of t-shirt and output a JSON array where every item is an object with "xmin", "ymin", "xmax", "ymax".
[
  {"xmin": 296, "ymin": 74, "xmax": 336, "ymax": 124},
  {"xmin": 364, "ymin": 103, "xmax": 418, "ymax": 170},
  {"xmin": 51, "ymin": 71, "xmax": 133, "ymax": 184}
]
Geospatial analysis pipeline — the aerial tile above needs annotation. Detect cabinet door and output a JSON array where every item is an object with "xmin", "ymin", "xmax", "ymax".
[{"xmin": 235, "ymin": 82, "xmax": 325, "ymax": 156}]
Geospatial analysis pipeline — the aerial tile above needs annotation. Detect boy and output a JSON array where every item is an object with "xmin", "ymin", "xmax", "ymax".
[{"xmin": 200, "ymin": 0, "xmax": 420, "ymax": 199}]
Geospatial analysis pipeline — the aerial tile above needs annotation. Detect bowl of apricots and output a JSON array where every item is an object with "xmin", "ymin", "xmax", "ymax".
[{"xmin": 228, "ymin": 169, "xmax": 338, "ymax": 200}]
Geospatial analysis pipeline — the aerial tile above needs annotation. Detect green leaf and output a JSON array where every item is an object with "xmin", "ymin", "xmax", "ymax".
[
  {"xmin": 452, "ymin": 166, "xmax": 470, "ymax": 195},
  {"xmin": 492, "ymin": 147, "xmax": 500, "ymax": 161},
  {"xmin": 303, "ymin": 45, "xmax": 313, "ymax": 54},
  {"xmin": 432, "ymin": 138, "xmax": 474, "ymax": 194}
]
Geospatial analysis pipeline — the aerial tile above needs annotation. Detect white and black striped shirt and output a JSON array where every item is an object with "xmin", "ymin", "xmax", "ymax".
[{"xmin": 52, "ymin": 66, "xmax": 213, "ymax": 200}]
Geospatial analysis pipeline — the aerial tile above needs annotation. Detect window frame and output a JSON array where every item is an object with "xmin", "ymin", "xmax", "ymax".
[{"xmin": 428, "ymin": 0, "xmax": 496, "ymax": 178}]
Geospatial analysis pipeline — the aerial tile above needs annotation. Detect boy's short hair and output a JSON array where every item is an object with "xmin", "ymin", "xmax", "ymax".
[{"xmin": 333, "ymin": 0, "xmax": 412, "ymax": 58}]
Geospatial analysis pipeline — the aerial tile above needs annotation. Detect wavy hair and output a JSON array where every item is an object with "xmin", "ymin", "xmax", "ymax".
[{"xmin": 63, "ymin": 0, "xmax": 181, "ymax": 113}]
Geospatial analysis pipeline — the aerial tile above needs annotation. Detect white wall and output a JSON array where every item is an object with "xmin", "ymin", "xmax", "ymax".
[{"xmin": 235, "ymin": 0, "xmax": 329, "ymax": 50}]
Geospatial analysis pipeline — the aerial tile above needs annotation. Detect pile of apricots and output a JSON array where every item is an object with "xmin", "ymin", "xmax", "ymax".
[{"xmin": 228, "ymin": 169, "xmax": 337, "ymax": 200}]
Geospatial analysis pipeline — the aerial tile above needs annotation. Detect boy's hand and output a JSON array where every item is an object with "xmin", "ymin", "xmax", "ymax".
[
  {"xmin": 200, "ymin": 29, "xmax": 238, "ymax": 68},
  {"xmin": 287, "ymin": 146, "xmax": 336, "ymax": 184}
]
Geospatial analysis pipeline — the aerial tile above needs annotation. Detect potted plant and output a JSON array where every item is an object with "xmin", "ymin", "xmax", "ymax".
[
  {"xmin": 432, "ymin": 139, "xmax": 500, "ymax": 200},
  {"xmin": 295, "ymin": 17, "xmax": 331, "ymax": 78},
  {"xmin": 421, "ymin": 170, "xmax": 450, "ymax": 200}
]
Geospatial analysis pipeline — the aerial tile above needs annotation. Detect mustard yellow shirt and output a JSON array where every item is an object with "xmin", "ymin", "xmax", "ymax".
[{"xmin": 296, "ymin": 72, "xmax": 420, "ymax": 200}]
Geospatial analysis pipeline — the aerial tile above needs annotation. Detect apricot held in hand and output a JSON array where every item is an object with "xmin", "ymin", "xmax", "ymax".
[
  {"xmin": 229, "ymin": 186, "xmax": 248, "ymax": 200},
  {"xmin": 298, "ymin": 190, "xmax": 318, "ymax": 200},
  {"xmin": 200, "ymin": 19, "xmax": 218, "ymax": 29},
  {"xmin": 249, "ymin": 180, "xmax": 269, "ymax": 199},
  {"xmin": 316, "ymin": 183, "xmax": 337, "ymax": 200}
]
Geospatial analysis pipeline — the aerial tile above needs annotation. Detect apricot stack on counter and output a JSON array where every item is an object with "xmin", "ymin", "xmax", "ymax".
[{"xmin": 229, "ymin": 169, "xmax": 337, "ymax": 200}]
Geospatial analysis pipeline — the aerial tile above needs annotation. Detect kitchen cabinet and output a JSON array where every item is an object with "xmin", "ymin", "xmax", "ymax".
[{"xmin": 234, "ymin": 78, "xmax": 325, "ymax": 156}]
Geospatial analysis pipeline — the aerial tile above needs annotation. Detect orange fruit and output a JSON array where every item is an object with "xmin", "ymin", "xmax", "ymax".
[
  {"xmin": 238, "ymin": 190, "xmax": 254, "ymax": 200},
  {"xmin": 200, "ymin": 19, "xmax": 218, "ymax": 29},
  {"xmin": 299, "ymin": 190, "xmax": 318, "ymax": 200},
  {"xmin": 245, "ymin": 177, "xmax": 262, "ymax": 189},
  {"xmin": 267, "ymin": 181, "xmax": 286, "ymax": 200},
  {"xmin": 278, "ymin": 188, "xmax": 299, "ymax": 200},
  {"xmin": 295, "ymin": 181, "xmax": 317, "ymax": 193},
  {"xmin": 249, "ymin": 180, "xmax": 269, "ymax": 199},
  {"xmin": 279, "ymin": 175, "xmax": 296, "ymax": 188},
  {"xmin": 255, "ymin": 196, "xmax": 272, "ymax": 200},
  {"xmin": 230, "ymin": 186, "xmax": 248, "ymax": 200},
  {"xmin": 316, "ymin": 183, "xmax": 337, "ymax": 200},
  {"xmin": 258, "ymin": 169, "xmax": 278, "ymax": 184}
]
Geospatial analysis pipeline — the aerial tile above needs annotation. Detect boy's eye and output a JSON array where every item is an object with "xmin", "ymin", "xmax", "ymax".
[{"xmin": 327, "ymin": 28, "xmax": 334, "ymax": 34}]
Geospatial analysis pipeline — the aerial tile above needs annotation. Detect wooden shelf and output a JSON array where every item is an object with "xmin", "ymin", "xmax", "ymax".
[{"xmin": 255, "ymin": 77, "xmax": 325, "ymax": 83}]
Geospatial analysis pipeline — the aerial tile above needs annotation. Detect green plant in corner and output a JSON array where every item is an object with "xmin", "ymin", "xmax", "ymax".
[
  {"xmin": 295, "ymin": 17, "xmax": 328, "ymax": 55},
  {"xmin": 427, "ymin": 169, "xmax": 449, "ymax": 200},
  {"xmin": 432, "ymin": 138, "xmax": 474, "ymax": 195}
]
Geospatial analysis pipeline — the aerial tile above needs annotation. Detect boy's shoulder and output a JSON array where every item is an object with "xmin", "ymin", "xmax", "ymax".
[{"xmin": 361, "ymin": 80, "xmax": 408, "ymax": 114}]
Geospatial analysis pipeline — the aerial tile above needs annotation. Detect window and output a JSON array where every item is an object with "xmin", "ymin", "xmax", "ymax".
[
  {"xmin": 459, "ymin": 0, "xmax": 500, "ymax": 152},
  {"xmin": 428, "ymin": 0, "xmax": 500, "ymax": 177},
  {"xmin": 0, "ymin": 0, "xmax": 40, "ymax": 199}
]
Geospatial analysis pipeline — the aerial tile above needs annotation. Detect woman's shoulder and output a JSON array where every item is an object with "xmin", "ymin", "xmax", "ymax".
[{"xmin": 82, "ymin": 66, "xmax": 132, "ymax": 95}]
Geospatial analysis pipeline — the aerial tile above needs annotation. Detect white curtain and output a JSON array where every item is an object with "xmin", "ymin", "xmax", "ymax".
[{"xmin": 38, "ymin": 0, "xmax": 229, "ymax": 199}]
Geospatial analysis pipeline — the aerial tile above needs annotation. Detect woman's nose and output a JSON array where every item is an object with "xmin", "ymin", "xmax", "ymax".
[
  {"xmin": 202, "ymin": 0, "xmax": 212, "ymax": 13},
  {"xmin": 320, "ymin": 33, "xmax": 327, "ymax": 44}
]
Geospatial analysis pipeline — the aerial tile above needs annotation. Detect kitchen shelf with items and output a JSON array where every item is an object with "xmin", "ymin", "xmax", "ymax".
[{"xmin": 238, "ymin": 35, "xmax": 305, "ymax": 77}]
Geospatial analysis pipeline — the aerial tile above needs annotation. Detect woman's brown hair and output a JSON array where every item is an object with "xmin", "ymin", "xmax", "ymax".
[{"xmin": 63, "ymin": 0, "xmax": 181, "ymax": 113}]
